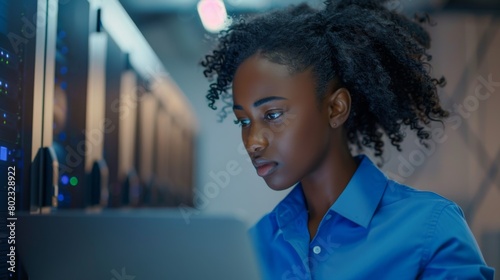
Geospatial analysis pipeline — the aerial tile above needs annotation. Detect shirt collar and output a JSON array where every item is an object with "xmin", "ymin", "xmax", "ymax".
[
  {"xmin": 272, "ymin": 183, "xmax": 307, "ymax": 230},
  {"xmin": 331, "ymin": 154, "xmax": 388, "ymax": 228},
  {"xmin": 272, "ymin": 155, "xmax": 388, "ymax": 229}
]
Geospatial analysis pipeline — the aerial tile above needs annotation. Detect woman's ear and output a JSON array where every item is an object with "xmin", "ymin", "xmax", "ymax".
[{"xmin": 326, "ymin": 87, "xmax": 351, "ymax": 129}]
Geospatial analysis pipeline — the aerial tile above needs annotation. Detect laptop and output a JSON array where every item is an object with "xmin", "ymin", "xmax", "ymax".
[{"xmin": 16, "ymin": 209, "xmax": 262, "ymax": 280}]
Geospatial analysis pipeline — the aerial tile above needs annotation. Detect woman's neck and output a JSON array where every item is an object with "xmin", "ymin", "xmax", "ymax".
[{"xmin": 300, "ymin": 133, "xmax": 358, "ymax": 236}]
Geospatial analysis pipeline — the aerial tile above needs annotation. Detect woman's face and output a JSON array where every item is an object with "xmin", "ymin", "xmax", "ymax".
[{"xmin": 232, "ymin": 54, "xmax": 333, "ymax": 190}]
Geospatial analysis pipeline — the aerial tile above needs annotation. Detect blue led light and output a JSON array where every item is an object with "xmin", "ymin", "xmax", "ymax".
[
  {"xmin": 0, "ymin": 81, "xmax": 2, "ymax": 85},
  {"xmin": 60, "ymin": 67, "xmax": 68, "ymax": 75},
  {"xmin": 61, "ymin": 46, "xmax": 68, "ymax": 55},
  {"xmin": 58, "ymin": 194, "xmax": 64, "ymax": 201},
  {"xmin": 0, "ymin": 146, "xmax": 7, "ymax": 161},
  {"xmin": 61, "ymin": 175, "xmax": 69, "ymax": 185},
  {"xmin": 62, "ymin": 194, "xmax": 71, "ymax": 204},
  {"xmin": 5, "ymin": 84, "xmax": 7, "ymax": 88},
  {"xmin": 6, "ymin": 54, "xmax": 8, "ymax": 58},
  {"xmin": 61, "ymin": 81, "xmax": 67, "ymax": 90},
  {"xmin": 59, "ymin": 132, "xmax": 67, "ymax": 141}
]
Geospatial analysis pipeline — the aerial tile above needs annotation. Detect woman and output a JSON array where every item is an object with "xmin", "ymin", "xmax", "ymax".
[{"xmin": 201, "ymin": 0, "xmax": 495, "ymax": 279}]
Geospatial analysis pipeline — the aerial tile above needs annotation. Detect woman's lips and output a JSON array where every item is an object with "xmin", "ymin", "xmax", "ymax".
[{"xmin": 255, "ymin": 162, "xmax": 278, "ymax": 177}]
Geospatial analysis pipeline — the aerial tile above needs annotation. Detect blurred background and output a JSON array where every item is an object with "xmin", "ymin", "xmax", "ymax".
[{"xmin": 0, "ymin": 0, "xmax": 499, "ymax": 279}]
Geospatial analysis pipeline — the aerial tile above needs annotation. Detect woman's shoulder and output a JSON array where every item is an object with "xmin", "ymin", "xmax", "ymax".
[
  {"xmin": 379, "ymin": 178, "xmax": 467, "ymax": 229},
  {"xmin": 386, "ymin": 180, "xmax": 495, "ymax": 278},
  {"xmin": 383, "ymin": 178, "xmax": 458, "ymax": 208}
]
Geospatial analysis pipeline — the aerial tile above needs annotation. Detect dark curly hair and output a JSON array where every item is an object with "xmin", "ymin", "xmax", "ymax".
[{"xmin": 200, "ymin": 0, "xmax": 449, "ymax": 160}]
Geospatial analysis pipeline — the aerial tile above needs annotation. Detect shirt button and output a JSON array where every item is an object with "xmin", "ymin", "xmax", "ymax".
[
  {"xmin": 313, "ymin": 246, "xmax": 321, "ymax": 254},
  {"xmin": 325, "ymin": 214, "xmax": 332, "ymax": 220}
]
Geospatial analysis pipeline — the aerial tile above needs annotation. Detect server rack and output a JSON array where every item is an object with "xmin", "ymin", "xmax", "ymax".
[
  {"xmin": 51, "ymin": 0, "xmax": 90, "ymax": 209},
  {"xmin": 102, "ymin": 34, "xmax": 132, "ymax": 208},
  {"xmin": 134, "ymin": 89, "xmax": 158, "ymax": 206},
  {"xmin": 0, "ymin": 0, "xmax": 52, "ymax": 279},
  {"xmin": 3, "ymin": 0, "xmax": 199, "ymax": 276}
]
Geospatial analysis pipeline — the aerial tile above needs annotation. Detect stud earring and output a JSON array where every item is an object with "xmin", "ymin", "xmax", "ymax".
[{"xmin": 332, "ymin": 122, "xmax": 337, "ymax": 127}]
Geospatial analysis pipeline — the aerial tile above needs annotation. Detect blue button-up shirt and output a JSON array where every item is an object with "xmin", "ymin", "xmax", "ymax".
[{"xmin": 249, "ymin": 155, "xmax": 495, "ymax": 279}]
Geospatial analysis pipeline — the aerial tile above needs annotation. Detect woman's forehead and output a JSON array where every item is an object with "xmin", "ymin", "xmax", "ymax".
[
  {"xmin": 232, "ymin": 56, "xmax": 318, "ymax": 108},
  {"xmin": 234, "ymin": 54, "xmax": 291, "ymax": 81},
  {"xmin": 233, "ymin": 55, "xmax": 315, "ymax": 92}
]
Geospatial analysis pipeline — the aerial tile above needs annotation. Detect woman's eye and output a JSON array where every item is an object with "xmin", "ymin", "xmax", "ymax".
[
  {"xmin": 234, "ymin": 119, "xmax": 251, "ymax": 127},
  {"xmin": 265, "ymin": 111, "xmax": 283, "ymax": 121}
]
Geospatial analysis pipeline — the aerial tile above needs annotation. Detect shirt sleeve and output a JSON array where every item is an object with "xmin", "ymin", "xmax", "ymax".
[{"xmin": 419, "ymin": 203, "xmax": 495, "ymax": 279}]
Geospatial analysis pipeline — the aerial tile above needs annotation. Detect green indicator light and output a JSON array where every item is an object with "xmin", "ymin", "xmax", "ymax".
[
  {"xmin": 3, "ymin": 121, "xmax": 6, "ymax": 124},
  {"xmin": 70, "ymin": 177, "xmax": 78, "ymax": 186},
  {"xmin": 6, "ymin": 61, "xmax": 8, "ymax": 65}
]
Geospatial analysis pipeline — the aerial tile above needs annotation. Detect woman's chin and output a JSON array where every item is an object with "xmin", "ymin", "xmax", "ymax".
[{"xmin": 263, "ymin": 177, "xmax": 296, "ymax": 191}]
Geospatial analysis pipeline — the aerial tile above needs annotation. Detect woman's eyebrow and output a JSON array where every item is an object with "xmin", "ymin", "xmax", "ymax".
[
  {"xmin": 233, "ymin": 96, "xmax": 287, "ymax": 110},
  {"xmin": 254, "ymin": 96, "xmax": 287, "ymax": 107}
]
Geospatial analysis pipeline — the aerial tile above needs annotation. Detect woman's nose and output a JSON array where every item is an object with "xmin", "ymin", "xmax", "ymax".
[{"xmin": 244, "ymin": 124, "xmax": 270, "ymax": 154}]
